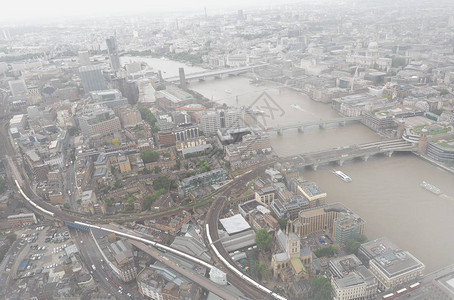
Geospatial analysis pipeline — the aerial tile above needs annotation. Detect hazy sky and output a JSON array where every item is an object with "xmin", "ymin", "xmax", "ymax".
[{"xmin": 0, "ymin": 0, "xmax": 286, "ymax": 24}]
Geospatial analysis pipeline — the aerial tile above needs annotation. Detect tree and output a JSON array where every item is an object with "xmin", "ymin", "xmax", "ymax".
[
  {"xmin": 441, "ymin": 89, "xmax": 450, "ymax": 96},
  {"xmin": 311, "ymin": 277, "xmax": 332, "ymax": 300},
  {"xmin": 152, "ymin": 176, "xmax": 173, "ymax": 191},
  {"xmin": 0, "ymin": 176, "xmax": 5, "ymax": 194},
  {"xmin": 314, "ymin": 245, "xmax": 338, "ymax": 258},
  {"xmin": 140, "ymin": 150, "xmax": 160, "ymax": 163},
  {"xmin": 255, "ymin": 228, "xmax": 273, "ymax": 252},
  {"xmin": 277, "ymin": 217, "xmax": 287, "ymax": 230},
  {"xmin": 154, "ymin": 166, "xmax": 161, "ymax": 174},
  {"xmin": 6, "ymin": 233, "xmax": 17, "ymax": 244},
  {"xmin": 127, "ymin": 197, "xmax": 135, "ymax": 210},
  {"xmin": 63, "ymin": 203, "xmax": 70, "ymax": 209},
  {"xmin": 253, "ymin": 262, "xmax": 271, "ymax": 281},
  {"xmin": 112, "ymin": 139, "xmax": 120, "ymax": 147},
  {"xmin": 345, "ymin": 239, "xmax": 361, "ymax": 255}
]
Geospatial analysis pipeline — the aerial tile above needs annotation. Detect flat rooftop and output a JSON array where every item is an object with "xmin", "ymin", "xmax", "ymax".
[{"xmin": 219, "ymin": 214, "xmax": 250, "ymax": 235}]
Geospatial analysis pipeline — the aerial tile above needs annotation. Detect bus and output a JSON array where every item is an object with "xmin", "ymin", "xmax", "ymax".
[
  {"xmin": 382, "ymin": 293, "xmax": 395, "ymax": 300},
  {"xmin": 409, "ymin": 282, "xmax": 421, "ymax": 290},
  {"xmin": 396, "ymin": 288, "xmax": 407, "ymax": 296}
]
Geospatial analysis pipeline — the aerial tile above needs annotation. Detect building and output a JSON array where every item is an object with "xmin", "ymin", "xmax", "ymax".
[
  {"xmin": 106, "ymin": 36, "xmax": 121, "ymax": 71},
  {"xmin": 154, "ymin": 211, "xmax": 191, "ymax": 236},
  {"xmin": 156, "ymin": 86, "xmax": 194, "ymax": 110},
  {"xmin": 78, "ymin": 51, "xmax": 91, "ymax": 66},
  {"xmin": 10, "ymin": 114, "xmax": 27, "ymax": 130},
  {"xmin": 78, "ymin": 108, "xmax": 121, "ymax": 138},
  {"xmin": 329, "ymin": 254, "xmax": 378, "ymax": 300},
  {"xmin": 7, "ymin": 213, "xmax": 37, "ymax": 226},
  {"xmin": 296, "ymin": 181, "xmax": 327, "ymax": 208},
  {"xmin": 255, "ymin": 186, "xmax": 276, "ymax": 206},
  {"xmin": 199, "ymin": 109, "xmax": 242, "ymax": 135},
  {"xmin": 118, "ymin": 153, "xmax": 131, "ymax": 173},
  {"xmin": 8, "ymin": 79, "xmax": 28, "ymax": 97},
  {"xmin": 358, "ymin": 237, "xmax": 425, "ymax": 291},
  {"xmin": 427, "ymin": 139, "xmax": 454, "ymax": 162},
  {"xmin": 288, "ymin": 203, "xmax": 365, "ymax": 238},
  {"xmin": 119, "ymin": 107, "xmax": 142, "ymax": 128},
  {"xmin": 90, "ymin": 89, "xmax": 128, "ymax": 108},
  {"xmin": 91, "ymin": 228, "xmax": 137, "ymax": 283},
  {"xmin": 158, "ymin": 131, "xmax": 177, "ymax": 147},
  {"xmin": 332, "ymin": 212, "xmax": 366, "ymax": 245},
  {"xmin": 272, "ymin": 230, "xmax": 311, "ymax": 282},
  {"xmin": 79, "ymin": 65, "xmax": 107, "ymax": 93},
  {"xmin": 137, "ymin": 267, "xmax": 163, "ymax": 299},
  {"xmin": 429, "ymin": 265, "xmax": 454, "ymax": 300},
  {"xmin": 178, "ymin": 169, "xmax": 228, "ymax": 198}
]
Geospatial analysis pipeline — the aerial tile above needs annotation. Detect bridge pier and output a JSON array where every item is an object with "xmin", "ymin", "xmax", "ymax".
[
  {"xmin": 338, "ymin": 160, "xmax": 344, "ymax": 166},
  {"xmin": 385, "ymin": 151, "xmax": 394, "ymax": 158},
  {"xmin": 277, "ymin": 129, "xmax": 283, "ymax": 136},
  {"xmin": 297, "ymin": 126, "xmax": 304, "ymax": 133},
  {"xmin": 319, "ymin": 123, "xmax": 326, "ymax": 129},
  {"xmin": 312, "ymin": 164, "xmax": 318, "ymax": 171},
  {"xmin": 362, "ymin": 155, "xmax": 370, "ymax": 162},
  {"xmin": 339, "ymin": 120, "xmax": 346, "ymax": 126}
]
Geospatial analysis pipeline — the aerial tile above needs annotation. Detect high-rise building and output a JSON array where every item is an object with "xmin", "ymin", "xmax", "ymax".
[
  {"xmin": 78, "ymin": 108, "xmax": 121, "ymax": 137},
  {"xmin": 79, "ymin": 65, "xmax": 107, "ymax": 93},
  {"xmin": 106, "ymin": 36, "xmax": 121, "ymax": 71},
  {"xmin": 78, "ymin": 51, "xmax": 91, "ymax": 66},
  {"xmin": 199, "ymin": 109, "xmax": 242, "ymax": 135}
]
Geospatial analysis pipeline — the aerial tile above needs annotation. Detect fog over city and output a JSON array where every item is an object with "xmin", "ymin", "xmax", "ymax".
[{"xmin": 0, "ymin": 0, "xmax": 453, "ymax": 299}]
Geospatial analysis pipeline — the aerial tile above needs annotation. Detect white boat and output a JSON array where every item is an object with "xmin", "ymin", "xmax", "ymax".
[
  {"xmin": 420, "ymin": 181, "xmax": 441, "ymax": 195},
  {"xmin": 291, "ymin": 104, "xmax": 304, "ymax": 112},
  {"xmin": 224, "ymin": 89, "xmax": 232, "ymax": 94},
  {"xmin": 333, "ymin": 170, "xmax": 352, "ymax": 182}
]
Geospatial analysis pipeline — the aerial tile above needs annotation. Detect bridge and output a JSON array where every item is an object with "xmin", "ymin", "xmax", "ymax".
[
  {"xmin": 288, "ymin": 139, "xmax": 418, "ymax": 170},
  {"xmin": 165, "ymin": 64, "xmax": 268, "ymax": 83},
  {"xmin": 267, "ymin": 116, "xmax": 362, "ymax": 135}
]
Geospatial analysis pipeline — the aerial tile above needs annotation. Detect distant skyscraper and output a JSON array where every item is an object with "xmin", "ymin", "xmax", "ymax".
[
  {"xmin": 78, "ymin": 51, "xmax": 91, "ymax": 66},
  {"xmin": 238, "ymin": 10, "xmax": 244, "ymax": 20},
  {"xmin": 79, "ymin": 65, "xmax": 107, "ymax": 93},
  {"xmin": 106, "ymin": 36, "xmax": 121, "ymax": 71}
]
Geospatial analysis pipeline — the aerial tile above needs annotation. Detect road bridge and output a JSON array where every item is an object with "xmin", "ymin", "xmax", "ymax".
[
  {"xmin": 267, "ymin": 116, "xmax": 362, "ymax": 135},
  {"xmin": 165, "ymin": 64, "xmax": 268, "ymax": 83},
  {"xmin": 289, "ymin": 139, "xmax": 417, "ymax": 170}
]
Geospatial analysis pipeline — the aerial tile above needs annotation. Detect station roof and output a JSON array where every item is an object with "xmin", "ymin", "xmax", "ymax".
[{"xmin": 219, "ymin": 214, "xmax": 250, "ymax": 234}]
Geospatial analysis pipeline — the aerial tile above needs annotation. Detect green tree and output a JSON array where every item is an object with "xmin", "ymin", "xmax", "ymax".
[
  {"xmin": 311, "ymin": 277, "xmax": 332, "ymax": 300},
  {"xmin": 152, "ymin": 176, "xmax": 173, "ymax": 191},
  {"xmin": 253, "ymin": 262, "xmax": 271, "ymax": 281},
  {"xmin": 0, "ymin": 176, "xmax": 5, "ymax": 194},
  {"xmin": 6, "ymin": 233, "xmax": 17, "ymax": 244},
  {"xmin": 104, "ymin": 198, "xmax": 112, "ymax": 206},
  {"xmin": 63, "ymin": 203, "xmax": 70, "ymax": 209},
  {"xmin": 441, "ymin": 89, "xmax": 449, "ymax": 96},
  {"xmin": 255, "ymin": 228, "xmax": 273, "ymax": 252},
  {"xmin": 314, "ymin": 245, "xmax": 338, "ymax": 258},
  {"xmin": 112, "ymin": 139, "xmax": 120, "ymax": 147},
  {"xmin": 138, "ymin": 106, "xmax": 157, "ymax": 127},
  {"xmin": 345, "ymin": 239, "xmax": 361, "ymax": 255},
  {"xmin": 154, "ymin": 166, "xmax": 161, "ymax": 174},
  {"xmin": 114, "ymin": 178, "xmax": 123, "ymax": 189},
  {"xmin": 127, "ymin": 197, "xmax": 135, "ymax": 209},
  {"xmin": 277, "ymin": 217, "xmax": 287, "ymax": 230},
  {"xmin": 140, "ymin": 150, "xmax": 160, "ymax": 163}
]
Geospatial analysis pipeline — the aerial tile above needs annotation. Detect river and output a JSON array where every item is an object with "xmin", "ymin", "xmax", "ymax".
[{"xmin": 128, "ymin": 58, "xmax": 454, "ymax": 272}]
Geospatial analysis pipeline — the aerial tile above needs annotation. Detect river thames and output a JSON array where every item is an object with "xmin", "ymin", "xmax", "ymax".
[{"xmin": 128, "ymin": 57, "xmax": 454, "ymax": 272}]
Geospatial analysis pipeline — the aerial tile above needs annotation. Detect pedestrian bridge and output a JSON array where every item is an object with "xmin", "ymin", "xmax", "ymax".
[
  {"xmin": 288, "ymin": 139, "xmax": 418, "ymax": 170},
  {"xmin": 165, "ymin": 64, "xmax": 268, "ymax": 83},
  {"xmin": 266, "ymin": 116, "xmax": 362, "ymax": 135}
]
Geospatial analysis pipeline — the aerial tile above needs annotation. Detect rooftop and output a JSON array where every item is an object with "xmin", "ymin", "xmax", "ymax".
[{"xmin": 219, "ymin": 214, "xmax": 251, "ymax": 235}]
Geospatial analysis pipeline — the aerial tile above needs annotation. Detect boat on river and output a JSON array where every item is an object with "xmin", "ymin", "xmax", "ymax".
[
  {"xmin": 421, "ymin": 181, "xmax": 442, "ymax": 195},
  {"xmin": 333, "ymin": 170, "xmax": 352, "ymax": 182}
]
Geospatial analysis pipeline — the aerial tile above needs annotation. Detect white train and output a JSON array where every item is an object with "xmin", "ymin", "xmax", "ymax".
[
  {"xmin": 206, "ymin": 224, "xmax": 287, "ymax": 300},
  {"xmin": 15, "ymin": 179, "xmax": 55, "ymax": 217}
]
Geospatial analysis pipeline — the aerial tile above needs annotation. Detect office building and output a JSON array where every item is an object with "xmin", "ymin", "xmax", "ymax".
[
  {"xmin": 358, "ymin": 237, "xmax": 425, "ymax": 291},
  {"xmin": 288, "ymin": 203, "xmax": 365, "ymax": 238},
  {"xmin": 106, "ymin": 36, "xmax": 121, "ymax": 71},
  {"xmin": 329, "ymin": 254, "xmax": 378, "ymax": 300},
  {"xmin": 178, "ymin": 169, "xmax": 228, "ymax": 198},
  {"xmin": 200, "ymin": 109, "xmax": 242, "ymax": 135},
  {"xmin": 79, "ymin": 65, "xmax": 107, "ymax": 93},
  {"xmin": 90, "ymin": 89, "xmax": 128, "ymax": 108},
  {"xmin": 333, "ymin": 212, "xmax": 366, "ymax": 245},
  {"xmin": 429, "ymin": 265, "xmax": 454, "ymax": 300},
  {"xmin": 10, "ymin": 114, "xmax": 26, "ymax": 130},
  {"xmin": 78, "ymin": 51, "xmax": 91, "ymax": 66},
  {"xmin": 78, "ymin": 108, "xmax": 121, "ymax": 137}
]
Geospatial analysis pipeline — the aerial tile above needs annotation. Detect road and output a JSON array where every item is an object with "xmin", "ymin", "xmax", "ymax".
[{"xmin": 75, "ymin": 229, "xmax": 143, "ymax": 299}]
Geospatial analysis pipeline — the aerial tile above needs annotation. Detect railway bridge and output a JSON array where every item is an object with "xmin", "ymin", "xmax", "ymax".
[
  {"xmin": 289, "ymin": 139, "xmax": 418, "ymax": 171},
  {"xmin": 266, "ymin": 116, "xmax": 362, "ymax": 135}
]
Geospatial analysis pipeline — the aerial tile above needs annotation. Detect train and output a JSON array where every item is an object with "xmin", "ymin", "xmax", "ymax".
[
  {"xmin": 206, "ymin": 224, "xmax": 287, "ymax": 300},
  {"xmin": 15, "ymin": 179, "xmax": 55, "ymax": 217}
]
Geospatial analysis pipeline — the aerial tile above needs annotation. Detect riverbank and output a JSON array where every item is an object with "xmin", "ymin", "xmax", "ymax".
[{"xmin": 414, "ymin": 152, "xmax": 454, "ymax": 175}]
